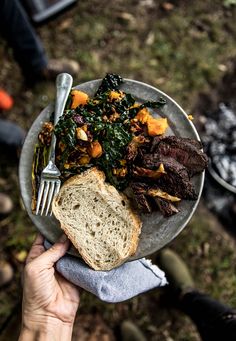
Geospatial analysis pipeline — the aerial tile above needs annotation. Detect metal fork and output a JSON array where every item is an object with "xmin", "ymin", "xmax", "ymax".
[{"xmin": 35, "ymin": 73, "xmax": 73, "ymax": 216}]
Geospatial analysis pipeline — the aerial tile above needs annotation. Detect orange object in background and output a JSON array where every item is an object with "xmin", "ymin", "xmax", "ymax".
[{"xmin": 0, "ymin": 89, "xmax": 14, "ymax": 110}]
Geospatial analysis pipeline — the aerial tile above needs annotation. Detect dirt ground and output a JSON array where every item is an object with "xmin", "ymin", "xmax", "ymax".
[{"xmin": 0, "ymin": 1, "xmax": 236, "ymax": 340}]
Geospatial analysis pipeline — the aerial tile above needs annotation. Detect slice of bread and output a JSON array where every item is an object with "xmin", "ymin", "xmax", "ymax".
[{"xmin": 52, "ymin": 167, "xmax": 142, "ymax": 270}]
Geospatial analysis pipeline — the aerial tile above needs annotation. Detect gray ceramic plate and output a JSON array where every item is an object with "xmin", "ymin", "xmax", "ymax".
[{"xmin": 19, "ymin": 79, "xmax": 204, "ymax": 260}]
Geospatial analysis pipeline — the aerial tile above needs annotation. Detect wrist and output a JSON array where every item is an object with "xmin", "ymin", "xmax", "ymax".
[{"xmin": 20, "ymin": 314, "xmax": 73, "ymax": 341}]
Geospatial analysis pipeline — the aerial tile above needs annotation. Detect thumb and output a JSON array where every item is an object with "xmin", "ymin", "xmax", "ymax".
[{"xmin": 37, "ymin": 234, "xmax": 69, "ymax": 267}]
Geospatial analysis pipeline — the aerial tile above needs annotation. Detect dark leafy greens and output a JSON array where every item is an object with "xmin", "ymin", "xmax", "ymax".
[
  {"xmin": 95, "ymin": 73, "xmax": 123, "ymax": 96},
  {"xmin": 53, "ymin": 73, "xmax": 166, "ymax": 190}
]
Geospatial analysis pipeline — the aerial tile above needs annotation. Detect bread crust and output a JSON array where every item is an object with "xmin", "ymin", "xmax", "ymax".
[{"xmin": 52, "ymin": 167, "xmax": 142, "ymax": 270}]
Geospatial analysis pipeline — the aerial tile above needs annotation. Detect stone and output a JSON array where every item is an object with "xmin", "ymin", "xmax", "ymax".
[
  {"xmin": 0, "ymin": 261, "xmax": 14, "ymax": 288},
  {"xmin": 0, "ymin": 193, "xmax": 13, "ymax": 217}
]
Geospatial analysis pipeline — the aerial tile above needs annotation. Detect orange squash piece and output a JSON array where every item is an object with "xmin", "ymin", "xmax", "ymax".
[
  {"xmin": 88, "ymin": 141, "xmax": 103, "ymax": 158},
  {"xmin": 109, "ymin": 91, "xmax": 124, "ymax": 100},
  {"xmin": 78, "ymin": 155, "xmax": 91, "ymax": 165},
  {"xmin": 71, "ymin": 90, "xmax": 89, "ymax": 109},
  {"xmin": 147, "ymin": 117, "xmax": 168, "ymax": 136},
  {"xmin": 135, "ymin": 108, "xmax": 151, "ymax": 124}
]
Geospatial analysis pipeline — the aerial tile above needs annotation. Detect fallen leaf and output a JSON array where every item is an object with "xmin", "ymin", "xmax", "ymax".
[{"xmin": 14, "ymin": 250, "xmax": 27, "ymax": 263}]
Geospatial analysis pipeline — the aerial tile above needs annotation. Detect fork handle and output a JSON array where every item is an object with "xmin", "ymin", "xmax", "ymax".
[{"xmin": 48, "ymin": 73, "xmax": 73, "ymax": 163}]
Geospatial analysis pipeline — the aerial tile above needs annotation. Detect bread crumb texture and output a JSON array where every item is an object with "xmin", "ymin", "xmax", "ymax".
[{"xmin": 52, "ymin": 168, "xmax": 142, "ymax": 270}]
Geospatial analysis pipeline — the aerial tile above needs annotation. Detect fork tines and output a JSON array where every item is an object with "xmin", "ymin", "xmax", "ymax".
[{"xmin": 36, "ymin": 178, "xmax": 61, "ymax": 216}]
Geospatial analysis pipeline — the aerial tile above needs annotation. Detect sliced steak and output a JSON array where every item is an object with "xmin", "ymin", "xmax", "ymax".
[
  {"xmin": 154, "ymin": 198, "xmax": 179, "ymax": 217},
  {"xmin": 126, "ymin": 135, "xmax": 150, "ymax": 162},
  {"xmin": 142, "ymin": 155, "xmax": 189, "ymax": 179},
  {"xmin": 150, "ymin": 135, "xmax": 207, "ymax": 176},
  {"xmin": 157, "ymin": 174, "xmax": 197, "ymax": 200},
  {"xmin": 141, "ymin": 155, "xmax": 197, "ymax": 199},
  {"xmin": 133, "ymin": 193, "xmax": 152, "ymax": 213},
  {"xmin": 130, "ymin": 182, "xmax": 152, "ymax": 213},
  {"xmin": 130, "ymin": 181, "xmax": 149, "ymax": 192},
  {"xmin": 130, "ymin": 181, "xmax": 180, "ymax": 215},
  {"xmin": 150, "ymin": 136, "xmax": 163, "ymax": 153},
  {"xmin": 151, "ymin": 136, "xmax": 202, "ymax": 152}
]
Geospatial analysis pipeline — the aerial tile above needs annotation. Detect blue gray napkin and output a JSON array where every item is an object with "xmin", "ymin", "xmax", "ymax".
[{"xmin": 45, "ymin": 241, "xmax": 167, "ymax": 303}]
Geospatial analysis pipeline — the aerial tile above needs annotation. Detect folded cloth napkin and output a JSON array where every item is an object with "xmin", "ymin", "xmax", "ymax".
[{"xmin": 45, "ymin": 240, "xmax": 167, "ymax": 303}]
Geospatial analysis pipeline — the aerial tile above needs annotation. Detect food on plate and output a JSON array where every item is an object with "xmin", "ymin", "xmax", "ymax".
[
  {"xmin": 150, "ymin": 136, "xmax": 208, "ymax": 176},
  {"xmin": 32, "ymin": 73, "xmax": 208, "ymax": 217},
  {"xmin": 52, "ymin": 167, "xmax": 142, "ymax": 270},
  {"xmin": 130, "ymin": 135, "xmax": 208, "ymax": 216},
  {"xmin": 70, "ymin": 89, "xmax": 89, "ymax": 109}
]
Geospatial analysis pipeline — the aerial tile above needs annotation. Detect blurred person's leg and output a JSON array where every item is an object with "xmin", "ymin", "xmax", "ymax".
[
  {"xmin": 181, "ymin": 290, "xmax": 236, "ymax": 341},
  {"xmin": 0, "ymin": 118, "xmax": 25, "ymax": 153},
  {"xmin": 0, "ymin": 0, "xmax": 79, "ymax": 84},
  {"xmin": 158, "ymin": 249, "xmax": 236, "ymax": 341},
  {"xmin": 0, "ymin": 118, "xmax": 25, "ymax": 164},
  {"xmin": 0, "ymin": 0, "xmax": 47, "ymax": 82}
]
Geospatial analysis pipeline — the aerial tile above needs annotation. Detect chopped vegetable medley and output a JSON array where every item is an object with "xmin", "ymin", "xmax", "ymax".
[
  {"xmin": 34, "ymin": 74, "xmax": 206, "ymax": 216},
  {"xmin": 35, "ymin": 74, "xmax": 167, "ymax": 192}
]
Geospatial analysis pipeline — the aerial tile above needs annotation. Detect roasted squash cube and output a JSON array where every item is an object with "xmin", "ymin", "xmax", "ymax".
[
  {"xmin": 88, "ymin": 141, "xmax": 103, "ymax": 158},
  {"xmin": 71, "ymin": 90, "xmax": 89, "ymax": 109},
  {"xmin": 147, "ymin": 117, "xmax": 168, "ymax": 136},
  {"xmin": 135, "ymin": 108, "xmax": 151, "ymax": 124}
]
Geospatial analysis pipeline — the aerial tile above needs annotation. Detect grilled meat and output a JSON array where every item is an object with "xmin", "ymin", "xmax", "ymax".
[
  {"xmin": 132, "ymin": 165, "xmax": 165, "ymax": 179},
  {"xmin": 126, "ymin": 135, "xmax": 150, "ymax": 162},
  {"xmin": 150, "ymin": 136, "xmax": 208, "ymax": 176},
  {"xmin": 141, "ymin": 155, "xmax": 197, "ymax": 199},
  {"xmin": 154, "ymin": 198, "xmax": 179, "ymax": 217},
  {"xmin": 130, "ymin": 182, "xmax": 152, "ymax": 213}
]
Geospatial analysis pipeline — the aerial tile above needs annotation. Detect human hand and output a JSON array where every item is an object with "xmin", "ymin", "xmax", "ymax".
[{"xmin": 19, "ymin": 233, "xmax": 80, "ymax": 341}]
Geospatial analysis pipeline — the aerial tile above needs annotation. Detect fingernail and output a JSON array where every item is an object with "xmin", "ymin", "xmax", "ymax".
[{"xmin": 59, "ymin": 234, "xmax": 68, "ymax": 243}]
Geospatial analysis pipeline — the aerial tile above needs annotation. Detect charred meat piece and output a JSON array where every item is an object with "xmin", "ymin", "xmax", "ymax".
[
  {"xmin": 150, "ymin": 136, "xmax": 208, "ymax": 176},
  {"xmin": 154, "ymin": 198, "xmax": 179, "ymax": 217},
  {"xmin": 131, "ymin": 181, "xmax": 181, "ymax": 202},
  {"xmin": 182, "ymin": 137, "xmax": 203, "ymax": 150},
  {"xmin": 150, "ymin": 136, "xmax": 163, "ymax": 153},
  {"xmin": 130, "ymin": 182, "xmax": 180, "ymax": 215},
  {"xmin": 134, "ymin": 193, "xmax": 152, "ymax": 213},
  {"xmin": 133, "ymin": 165, "xmax": 165, "ymax": 179},
  {"xmin": 126, "ymin": 135, "xmax": 150, "ymax": 162},
  {"xmin": 158, "ymin": 171, "xmax": 197, "ymax": 200},
  {"xmin": 147, "ymin": 187, "xmax": 181, "ymax": 202},
  {"xmin": 130, "ymin": 182, "xmax": 152, "ymax": 213},
  {"xmin": 151, "ymin": 136, "xmax": 203, "ymax": 152},
  {"xmin": 130, "ymin": 181, "xmax": 149, "ymax": 192},
  {"xmin": 142, "ymin": 155, "xmax": 197, "ymax": 199},
  {"xmin": 142, "ymin": 155, "xmax": 189, "ymax": 180}
]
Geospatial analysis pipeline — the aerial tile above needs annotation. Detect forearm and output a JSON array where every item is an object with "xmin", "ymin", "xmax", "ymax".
[{"xmin": 19, "ymin": 316, "xmax": 73, "ymax": 341}]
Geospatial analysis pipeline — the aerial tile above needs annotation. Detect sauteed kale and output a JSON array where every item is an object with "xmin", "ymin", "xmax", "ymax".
[
  {"xmin": 95, "ymin": 73, "xmax": 123, "ymax": 96},
  {"xmin": 52, "ymin": 73, "xmax": 167, "ymax": 189}
]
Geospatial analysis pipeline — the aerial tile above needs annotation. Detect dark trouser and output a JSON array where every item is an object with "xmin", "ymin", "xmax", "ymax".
[
  {"xmin": 0, "ymin": 119, "xmax": 25, "ymax": 150},
  {"xmin": 181, "ymin": 291, "xmax": 236, "ymax": 341},
  {"xmin": 0, "ymin": 0, "xmax": 47, "ymax": 80}
]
